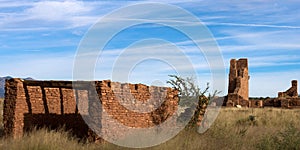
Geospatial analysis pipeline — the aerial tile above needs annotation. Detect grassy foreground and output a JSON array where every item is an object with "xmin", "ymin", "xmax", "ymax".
[{"xmin": 0, "ymin": 98, "xmax": 300, "ymax": 149}]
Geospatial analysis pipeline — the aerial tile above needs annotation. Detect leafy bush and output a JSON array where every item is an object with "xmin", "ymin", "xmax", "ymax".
[{"xmin": 167, "ymin": 75, "xmax": 219, "ymax": 128}]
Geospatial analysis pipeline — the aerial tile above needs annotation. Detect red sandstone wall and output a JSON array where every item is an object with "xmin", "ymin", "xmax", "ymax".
[
  {"xmin": 228, "ymin": 58, "xmax": 249, "ymax": 101},
  {"xmin": 3, "ymin": 79, "xmax": 178, "ymax": 141},
  {"xmin": 226, "ymin": 94, "xmax": 249, "ymax": 107},
  {"xmin": 226, "ymin": 58, "xmax": 250, "ymax": 107},
  {"xmin": 249, "ymin": 100, "xmax": 263, "ymax": 108},
  {"xmin": 4, "ymin": 79, "xmax": 91, "ymax": 139},
  {"xmin": 280, "ymin": 98, "xmax": 300, "ymax": 109},
  {"xmin": 99, "ymin": 80, "xmax": 178, "ymax": 141}
]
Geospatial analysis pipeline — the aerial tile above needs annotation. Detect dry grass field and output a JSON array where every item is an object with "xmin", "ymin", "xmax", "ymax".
[{"xmin": 0, "ymin": 98, "xmax": 300, "ymax": 150}]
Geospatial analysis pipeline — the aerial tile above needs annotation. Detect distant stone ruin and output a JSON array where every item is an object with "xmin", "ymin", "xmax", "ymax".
[
  {"xmin": 278, "ymin": 80, "xmax": 300, "ymax": 108},
  {"xmin": 226, "ymin": 58, "xmax": 250, "ymax": 107},
  {"xmin": 3, "ymin": 79, "xmax": 178, "ymax": 141},
  {"xmin": 278, "ymin": 80, "xmax": 298, "ymax": 98},
  {"xmin": 249, "ymin": 80, "xmax": 300, "ymax": 108},
  {"xmin": 225, "ymin": 58, "xmax": 300, "ymax": 108}
]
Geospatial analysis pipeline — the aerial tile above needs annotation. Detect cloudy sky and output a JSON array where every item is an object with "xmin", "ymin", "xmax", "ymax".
[{"xmin": 0, "ymin": 0, "xmax": 300, "ymax": 97}]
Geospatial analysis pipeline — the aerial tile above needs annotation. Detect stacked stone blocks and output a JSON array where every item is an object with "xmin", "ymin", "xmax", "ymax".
[
  {"xmin": 3, "ymin": 79, "xmax": 178, "ymax": 141},
  {"xmin": 226, "ymin": 58, "xmax": 250, "ymax": 107}
]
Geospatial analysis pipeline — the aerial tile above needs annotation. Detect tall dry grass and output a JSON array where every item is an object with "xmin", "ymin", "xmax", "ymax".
[
  {"xmin": 146, "ymin": 107, "xmax": 300, "ymax": 150},
  {"xmin": 0, "ymin": 99, "xmax": 300, "ymax": 150}
]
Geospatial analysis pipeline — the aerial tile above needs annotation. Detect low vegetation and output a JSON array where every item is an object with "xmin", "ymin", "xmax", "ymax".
[
  {"xmin": 1, "ymin": 99, "xmax": 300, "ymax": 150},
  {"xmin": 167, "ymin": 75, "xmax": 220, "ymax": 128}
]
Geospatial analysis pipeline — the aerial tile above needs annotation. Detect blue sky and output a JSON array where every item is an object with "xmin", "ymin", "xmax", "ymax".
[{"xmin": 0, "ymin": 0, "xmax": 300, "ymax": 97}]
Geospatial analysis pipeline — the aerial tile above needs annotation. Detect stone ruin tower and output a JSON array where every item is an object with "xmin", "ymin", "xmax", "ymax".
[{"xmin": 226, "ymin": 58, "xmax": 250, "ymax": 106}]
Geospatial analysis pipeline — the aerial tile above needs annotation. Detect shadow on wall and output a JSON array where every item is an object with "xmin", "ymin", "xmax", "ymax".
[
  {"xmin": 23, "ymin": 114, "xmax": 90, "ymax": 141},
  {"xmin": 3, "ymin": 79, "xmax": 97, "ymax": 141}
]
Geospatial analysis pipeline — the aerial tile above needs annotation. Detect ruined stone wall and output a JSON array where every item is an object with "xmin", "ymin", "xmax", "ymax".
[
  {"xmin": 99, "ymin": 80, "xmax": 178, "ymax": 141},
  {"xmin": 3, "ymin": 79, "xmax": 178, "ymax": 141},
  {"xmin": 251, "ymin": 80, "xmax": 300, "ymax": 109},
  {"xmin": 278, "ymin": 80, "xmax": 298, "ymax": 98},
  {"xmin": 280, "ymin": 98, "xmax": 300, "ymax": 109},
  {"xmin": 226, "ymin": 58, "xmax": 250, "ymax": 106},
  {"xmin": 249, "ymin": 100, "xmax": 263, "ymax": 108},
  {"xmin": 276, "ymin": 80, "xmax": 300, "ymax": 108},
  {"xmin": 225, "ymin": 58, "xmax": 300, "ymax": 109}
]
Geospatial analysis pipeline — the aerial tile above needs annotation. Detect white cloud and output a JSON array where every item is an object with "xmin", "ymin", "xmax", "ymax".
[
  {"xmin": 216, "ymin": 29, "xmax": 300, "ymax": 57},
  {"xmin": 0, "ymin": 0, "xmax": 34, "ymax": 8},
  {"xmin": 25, "ymin": 1, "xmax": 92, "ymax": 21},
  {"xmin": 0, "ymin": 1, "xmax": 109, "ymax": 30},
  {"xmin": 206, "ymin": 22, "xmax": 300, "ymax": 29},
  {"xmin": 1, "ymin": 0, "xmax": 300, "ymax": 97}
]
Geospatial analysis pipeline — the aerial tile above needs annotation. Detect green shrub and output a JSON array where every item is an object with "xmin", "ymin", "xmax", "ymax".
[{"xmin": 166, "ymin": 75, "xmax": 219, "ymax": 128}]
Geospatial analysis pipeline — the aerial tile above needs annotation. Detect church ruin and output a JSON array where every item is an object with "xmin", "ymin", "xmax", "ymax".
[
  {"xmin": 226, "ymin": 58, "xmax": 250, "ymax": 107},
  {"xmin": 225, "ymin": 58, "xmax": 299, "ymax": 108}
]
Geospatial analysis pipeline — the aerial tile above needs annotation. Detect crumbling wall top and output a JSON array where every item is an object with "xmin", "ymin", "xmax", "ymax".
[{"xmin": 278, "ymin": 80, "xmax": 298, "ymax": 98}]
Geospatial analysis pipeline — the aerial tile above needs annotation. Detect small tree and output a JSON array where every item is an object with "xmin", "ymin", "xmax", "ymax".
[{"xmin": 167, "ymin": 75, "xmax": 220, "ymax": 128}]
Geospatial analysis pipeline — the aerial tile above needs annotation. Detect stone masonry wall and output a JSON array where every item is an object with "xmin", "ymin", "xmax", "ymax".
[
  {"xmin": 249, "ymin": 80, "xmax": 300, "ymax": 108},
  {"xmin": 3, "ymin": 78, "xmax": 178, "ymax": 141},
  {"xmin": 277, "ymin": 80, "xmax": 300, "ymax": 108},
  {"xmin": 278, "ymin": 80, "xmax": 298, "ymax": 98},
  {"xmin": 226, "ymin": 58, "xmax": 250, "ymax": 107},
  {"xmin": 99, "ymin": 81, "xmax": 178, "ymax": 141}
]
